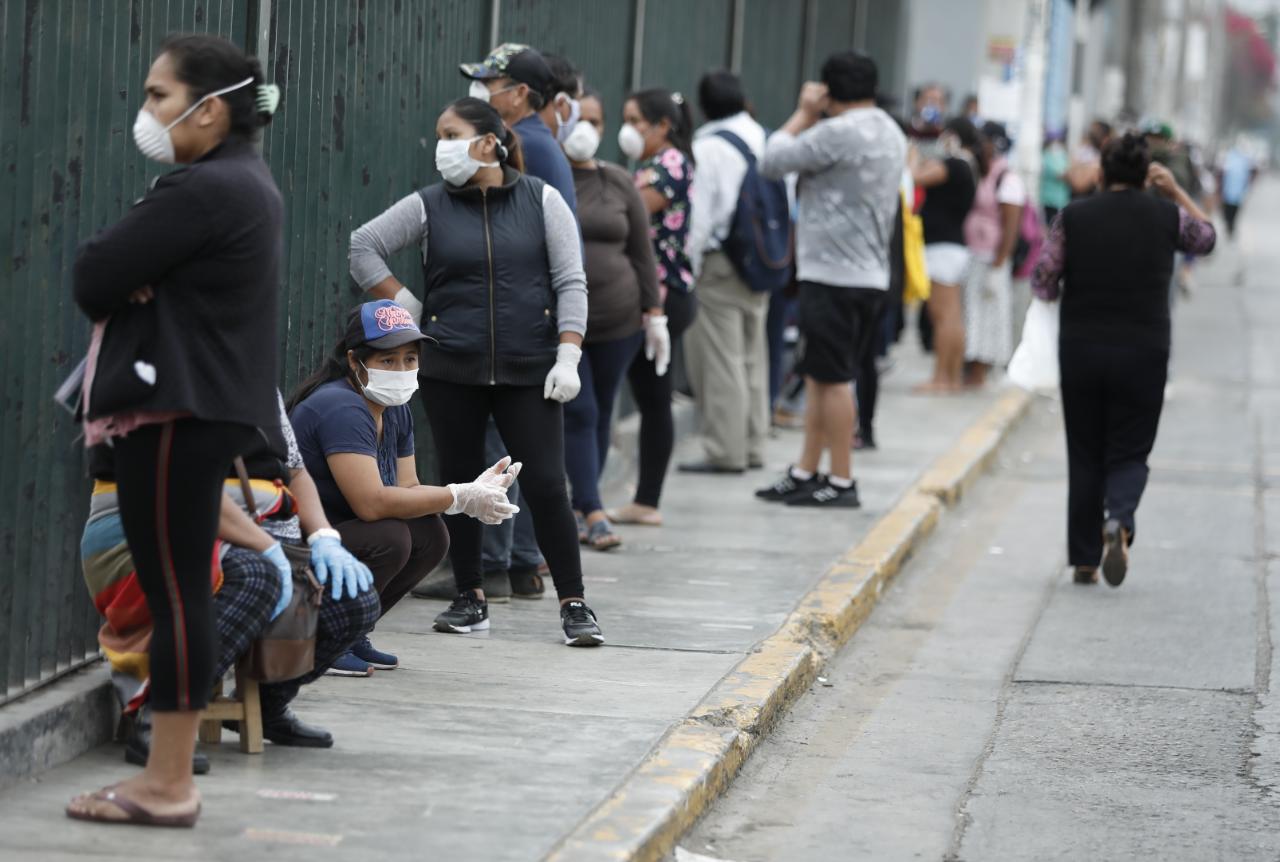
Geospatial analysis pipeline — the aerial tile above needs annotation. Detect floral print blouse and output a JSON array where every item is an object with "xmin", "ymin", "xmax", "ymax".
[{"xmin": 634, "ymin": 146, "xmax": 695, "ymax": 295}]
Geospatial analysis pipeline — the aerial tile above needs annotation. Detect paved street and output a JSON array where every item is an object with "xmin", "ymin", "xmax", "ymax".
[{"xmin": 680, "ymin": 184, "xmax": 1280, "ymax": 861}]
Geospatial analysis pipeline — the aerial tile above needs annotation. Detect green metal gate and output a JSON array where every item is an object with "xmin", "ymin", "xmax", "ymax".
[{"xmin": 0, "ymin": 0, "xmax": 872, "ymax": 705}]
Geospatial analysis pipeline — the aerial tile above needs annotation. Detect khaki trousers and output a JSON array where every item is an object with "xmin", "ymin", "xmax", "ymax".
[{"xmin": 684, "ymin": 252, "xmax": 770, "ymax": 468}]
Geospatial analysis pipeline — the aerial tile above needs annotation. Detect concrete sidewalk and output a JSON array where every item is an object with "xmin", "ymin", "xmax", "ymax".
[{"xmin": 0, "ymin": 340, "xmax": 999, "ymax": 862}]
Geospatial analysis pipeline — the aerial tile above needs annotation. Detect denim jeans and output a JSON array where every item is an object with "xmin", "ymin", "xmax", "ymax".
[{"xmin": 480, "ymin": 421, "xmax": 545, "ymax": 572}]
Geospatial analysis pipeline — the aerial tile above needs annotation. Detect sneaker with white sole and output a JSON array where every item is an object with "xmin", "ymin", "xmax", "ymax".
[
  {"xmin": 561, "ymin": 601, "xmax": 604, "ymax": 647},
  {"xmin": 351, "ymin": 635, "xmax": 398, "ymax": 670},
  {"xmin": 756, "ymin": 468, "xmax": 825, "ymax": 502},
  {"xmin": 325, "ymin": 651, "xmax": 373, "ymax": 677},
  {"xmin": 785, "ymin": 478, "xmax": 862, "ymax": 508},
  {"xmin": 433, "ymin": 593, "xmax": 490, "ymax": 633}
]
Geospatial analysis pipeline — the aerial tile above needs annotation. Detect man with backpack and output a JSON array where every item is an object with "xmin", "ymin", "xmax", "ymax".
[
  {"xmin": 755, "ymin": 52, "xmax": 907, "ymax": 508},
  {"xmin": 682, "ymin": 71, "xmax": 790, "ymax": 474}
]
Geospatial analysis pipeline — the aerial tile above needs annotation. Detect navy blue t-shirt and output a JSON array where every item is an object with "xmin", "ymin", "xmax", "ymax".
[
  {"xmin": 514, "ymin": 113, "xmax": 578, "ymax": 217},
  {"xmin": 288, "ymin": 380, "xmax": 415, "ymax": 524}
]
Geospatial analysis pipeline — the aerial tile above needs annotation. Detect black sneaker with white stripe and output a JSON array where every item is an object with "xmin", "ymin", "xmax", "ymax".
[
  {"xmin": 755, "ymin": 468, "xmax": 825, "ymax": 502},
  {"xmin": 560, "ymin": 601, "xmax": 604, "ymax": 647},
  {"xmin": 433, "ymin": 593, "xmax": 490, "ymax": 633},
  {"xmin": 786, "ymin": 478, "xmax": 861, "ymax": 508}
]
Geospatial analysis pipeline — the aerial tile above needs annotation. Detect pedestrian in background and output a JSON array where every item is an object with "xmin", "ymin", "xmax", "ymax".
[
  {"xmin": 1032, "ymin": 133, "xmax": 1216, "ymax": 587},
  {"xmin": 681, "ymin": 70, "xmax": 772, "ymax": 475},
  {"xmin": 350, "ymin": 98, "xmax": 603, "ymax": 646},
  {"xmin": 755, "ymin": 51, "xmax": 906, "ymax": 508},
  {"xmin": 913, "ymin": 117, "xmax": 980, "ymax": 393},
  {"xmin": 66, "ymin": 33, "xmax": 282, "ymax": 828},
  {"xmin": 562, "ymin": 90, "xmax": 666, "ymax": 551},
  {"xmin": 961, "ymin": 121, "xmax": 1026, "ymax": 388},
  {"xmin": 606, "ymin": 88, "xmax": 698, "ymax": 528},
  {"xmin": 1040, "ymin": 130, "xmax": 1070, "ymax": 224}
]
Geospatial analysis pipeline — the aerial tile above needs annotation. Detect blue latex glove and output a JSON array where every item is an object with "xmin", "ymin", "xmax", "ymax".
[
  {"xmin": 262, "ymin": 541, "xmax": 292, "ymax": 621},
  {"xmin": 310, "ymin": 535, "xmax": 374, "ymax": 601}
]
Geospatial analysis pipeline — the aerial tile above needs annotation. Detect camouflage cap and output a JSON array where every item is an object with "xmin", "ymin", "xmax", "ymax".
[{"xmin": 459, "ymin": 43, "xmax": 553, "ymax": 96}]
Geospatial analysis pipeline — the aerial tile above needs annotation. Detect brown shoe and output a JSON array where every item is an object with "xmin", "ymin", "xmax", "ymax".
[
  {"xmin": 1101, "ymin": 519, "xmax": 1130, "ymax": 587},
  {"xmin": 1073, "ymin": 566, "xmax": 1099, "ymax": 585}
]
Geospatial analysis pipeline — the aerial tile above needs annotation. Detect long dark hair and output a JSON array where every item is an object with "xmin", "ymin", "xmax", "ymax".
[
  {"xmin": 445, "ymin": 97, "xmax": 525, "ymax": 174},
  {"xmin": 160, "ymin": 34, "xmax": 275, "ymax": 141},
  {"xmin": 945, "ymin": 116, "xmax": 987, "ymax": 178},
  {"xmin": 286, "ymin": 336, "xmax": 376, "ymax": 413},
  {"xmin": 627, "ymin": 88, "xmax": 696, "ymax": 166}
]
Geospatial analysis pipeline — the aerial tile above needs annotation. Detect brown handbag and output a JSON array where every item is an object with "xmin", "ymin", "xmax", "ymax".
[{"xmin": 233, "ymin": 457, "xmax": 323, "ymax": 682}]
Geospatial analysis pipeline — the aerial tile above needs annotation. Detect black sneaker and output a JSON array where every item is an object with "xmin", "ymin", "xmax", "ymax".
[
  {"xmin": 560, "ymin": 601, "xmax": 604, "ymax": 647},
  {"xmin": 786, "ymin": 479, "xmax": 862, "ymax": 508},
  {"xmin": 755, "ymin": 469, "xmax": 825, "ymax": 502},
  {"xmin": 433, "ymin": 593, "xmax": 490, "ymax": 633}
]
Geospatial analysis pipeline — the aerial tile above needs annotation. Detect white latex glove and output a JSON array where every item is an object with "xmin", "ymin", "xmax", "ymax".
[
  {"xmin": 394, "ymin": 286, "xmax": 424, "ymax": 325},
  {"xmin": 474, "ymin": 456, "xmax": 523, "ymax": 492},
  {"xmin": 446, "ymin": 482, "xmax": 520, "ymax": 525},
  {"xmin": 644, "ymin": 314, "xmax": 671, "ymax": 377},
  {"xmin": 543, "ymin": 342, "xmax": 583, "ymax": 403}
]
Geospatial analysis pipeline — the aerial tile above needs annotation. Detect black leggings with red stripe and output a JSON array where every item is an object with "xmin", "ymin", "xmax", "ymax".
[{"xmin": 112, "ymin": 419, "xmax": 257, "ymax": 712}]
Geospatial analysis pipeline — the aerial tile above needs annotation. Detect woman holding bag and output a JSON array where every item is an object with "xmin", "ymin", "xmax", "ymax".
[
  {"xmin": 1032, "ymin": 133, "xmax": 1215, "ymax": 587},
  {"xmin": 68, "ymin": 34, "xmax": 283, "ymax": 827}
]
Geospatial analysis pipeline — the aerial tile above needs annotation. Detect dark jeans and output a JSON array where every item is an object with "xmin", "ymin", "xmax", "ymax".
[
  {"xmin": 336, "ymin": 515, "xmax": 450, "ymax": 616},
  {"xmin": 113, "ymin": 419, "xmax": 257, "ymax": 712},
  {"xmin": 565, "ymin": 332, "xmax": 644, "ymax": 514},
  {"xmin": 420, "ymin": 379, "xmax": 584, "ymax": 600},
  {"xmin": 856, "ymin": 305, "xmax": 891, "ymax": 441},
  {"xmin": 1059, "ymin": 339, "xmax": 1168, "ymax": 567},
  {"xmin": 626, "ymin": 289, "xmax": 697, "ymax": 508},
  {"xmin": 481, "ymin": 424, "xmax": 544, "ymax": 574}
]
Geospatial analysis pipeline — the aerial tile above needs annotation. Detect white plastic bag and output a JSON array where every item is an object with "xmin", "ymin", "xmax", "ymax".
[{"xmin": 1007, "ymin": 298, "xmax": 1059, "ymax": 392}]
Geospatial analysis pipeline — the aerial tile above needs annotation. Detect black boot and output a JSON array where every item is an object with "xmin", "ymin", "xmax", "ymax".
[
  {"xmin": 125, "ymin": 720, "xmax": 210, "ymax": 774},
  {"xmin": 262, "ymin": 707, "xmax": 334, "ymax": 748}
]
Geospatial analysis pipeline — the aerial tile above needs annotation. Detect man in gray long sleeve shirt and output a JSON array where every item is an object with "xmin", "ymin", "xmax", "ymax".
[{"xmin": 755, "ymin": 51, "xmax": 906, "ymax": 510}]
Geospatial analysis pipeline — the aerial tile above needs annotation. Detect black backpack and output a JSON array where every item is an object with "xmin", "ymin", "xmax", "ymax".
[{"xmin": 714, "ymin": 130, "xmax": 794, "ymax": 292}]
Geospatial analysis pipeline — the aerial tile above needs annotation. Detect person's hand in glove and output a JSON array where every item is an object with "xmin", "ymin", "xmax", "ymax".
[
  {"xmin": 262, "ymin": 541, "xmax": 293, "ymax": 621},
  {"xmin": 544, "ymin": 342, "xmax": 583, "ymax": 402},
  {"xmin": 394, "ymin": 286, "xmax": 424, "ymax": 325},
  {"xmin": 310, "ymin": 533, "xmax": 375, "ymax": 601},
  {"xmin": 474, "ymin": 456, "xmax": 523, "ymax": 492},
  {"xmin": 644, "ymin": 313, "xmax": 671, "ymax": 377}
]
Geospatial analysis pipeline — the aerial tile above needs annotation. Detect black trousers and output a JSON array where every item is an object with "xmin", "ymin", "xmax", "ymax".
[
  {"xmin": 626, "ymin": 288, "xmax": 697, "ymax": 508},
  {"xmin": 112, "ymin": 419, "xmax": 257, "ymax": 711},
  {"xmin": 335, "ymin": 515, "xmax": 450, "ymax": 616},
  {"xmin": 1059, "ymin": 339, "xmax": 1168, "ymax": 567},
  {"xmin": 420, "ymin": 378, "xmax": 584, "ymax": 600}
]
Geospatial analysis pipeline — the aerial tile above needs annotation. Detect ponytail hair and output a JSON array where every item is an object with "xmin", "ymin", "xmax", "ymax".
[
  {"xmin": 628, "ymin": 88, "xmax": 696, "ymax": 167},
  {"xmin": 445, "ymin": 97, "xmax": 525, "ymax": 173},
  {"xmin": 159, "ymin": 33, "xmax": 278, "ymax": 141},
  {"xmin": 286, "ymin": 337, "xmax": 375, "ymax": 414}
]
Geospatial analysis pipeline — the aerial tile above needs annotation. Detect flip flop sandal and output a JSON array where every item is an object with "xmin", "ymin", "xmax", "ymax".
[
  {"xmin": 66, "ymin": 786, "xmax": 200, "ymax": 828},
  {"xmin": 605, "ymin": 504, "xmax": 663, "ymax": 527},
  {"xmin": 584, "ymin": 519, "xmax": 622, "ymax": 551}
]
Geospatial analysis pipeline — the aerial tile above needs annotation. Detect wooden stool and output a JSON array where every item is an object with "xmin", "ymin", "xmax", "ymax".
[{"xmin": 198, "ymin": 660, "xmax": 263, "ymax": 754}]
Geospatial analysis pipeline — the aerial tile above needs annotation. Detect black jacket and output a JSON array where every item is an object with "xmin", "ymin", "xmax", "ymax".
[
  {"xmin": 74, "ymin": 139, "xmax": 283, "ymax": 429},
  {"xmin": 417, "ymin": 167, "xmax": 557, "ymax": 386}
]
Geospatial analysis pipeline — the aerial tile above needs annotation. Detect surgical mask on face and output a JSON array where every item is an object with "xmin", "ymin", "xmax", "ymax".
[
  {"xmin": 132, "ymin": 76, "xmax": 254, "ymax": 163},
  {"xmin": 562, "ymin": 121, "xmax": 601, "ymax": 162},
  {"xmin": 435, "ymin": 136, "xmax": 499, "ymax": 186},
  {"xmin": 359, "ymin": 363, "xmax": 419, "ymax": 407},
  {"xmin": 554, "ymin": 94, "xmax": 582, "ymax": 144},
  {"xmin": 469, "ymin": 80, "xmax": 518, "ymax": 104},
  {"xmin": 618, "ymin": 123, "xmax": 646, "ymax": 161}
]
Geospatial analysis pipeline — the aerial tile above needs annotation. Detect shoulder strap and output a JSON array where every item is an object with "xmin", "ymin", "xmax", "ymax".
[
  {"xmin": 233, "ymin": 456, "xmax": 259, "ymax": 521},
  {"xmin": 714, "ymin": 130, "xmax": 756, "ymax": 166}
]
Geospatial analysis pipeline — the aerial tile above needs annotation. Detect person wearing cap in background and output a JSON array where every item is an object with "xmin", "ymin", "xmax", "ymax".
[{"xmin": 287, "ymin": 300, "xmax": 521, "ymax": 670}]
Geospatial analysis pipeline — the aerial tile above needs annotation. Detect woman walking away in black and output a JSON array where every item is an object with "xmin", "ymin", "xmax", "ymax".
[
  {"xmin": 349, "ymin": 98, "xmax": 603, "ymax": 646},
  {"xmin": 1032, "ymin": 133, "xmax": 1216, "ymax": 587},
  {"xmin": 607, "ymin": 87, "xmax": 697, "ymax": 528},
  {"xmin": 67, "ymin": 34, "xmax": 283, "ymax": 827}
]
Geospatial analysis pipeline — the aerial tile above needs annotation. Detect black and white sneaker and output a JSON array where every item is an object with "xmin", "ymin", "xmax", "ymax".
[
  {"xmin": 433, "ymin": 593, "xmax": 490, "ymax": 633},
  {"xmin": 786, "ymin": 479, "xmax": 862, "ymax": 508},
  {"xmin": 755, "ymin": 468, "xmax": 825, "ymax": 502},
  {"xmin": 560, "ymin": 601, "xmax": 604, "ymax": 647}
]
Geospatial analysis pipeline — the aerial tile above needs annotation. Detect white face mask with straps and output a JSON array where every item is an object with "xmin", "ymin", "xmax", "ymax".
[
  {"xmin": 132, "ymin": 76, "xmax": 254, "ymax": 164},
  {"xmin": 435, "ymin": 136, "xmax": 500, "ymax": 186},
  {"xmin": 359, "ymin": 364, "xmax": 419, "ymax": 408}
]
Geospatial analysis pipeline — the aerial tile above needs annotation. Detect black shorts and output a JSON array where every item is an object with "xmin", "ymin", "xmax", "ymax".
[{"xmin": 794, "ymin": 282, "xmax": 886, "ymax": 384}]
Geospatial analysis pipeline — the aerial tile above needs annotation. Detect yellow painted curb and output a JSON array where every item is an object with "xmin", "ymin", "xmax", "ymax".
[{"xmin": 545, "ymin": 387, "xmax": 1035, "ymax": 862}]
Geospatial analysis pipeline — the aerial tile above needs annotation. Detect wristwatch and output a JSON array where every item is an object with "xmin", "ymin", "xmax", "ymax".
[{"xmin": 306, "ymin": 528, "xmax": 342, "ymax": 546}]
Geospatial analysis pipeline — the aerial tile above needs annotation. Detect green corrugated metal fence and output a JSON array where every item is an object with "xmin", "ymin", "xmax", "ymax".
[{"xmin": 0, "ymin": 0, "xmax": 874, "ymax": 705}]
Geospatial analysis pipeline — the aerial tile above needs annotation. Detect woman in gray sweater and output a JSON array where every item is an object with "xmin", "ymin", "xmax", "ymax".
[
  {"xmin": 561, "ymin": 92, "xmax": 666, "ymax": 551},
  {"xmin": 348, "ymin": 97, "xmax": 603, "ymax": 647}
]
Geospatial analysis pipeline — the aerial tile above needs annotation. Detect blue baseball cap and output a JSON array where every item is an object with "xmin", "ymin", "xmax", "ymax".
[{"xmin": 344, "ymin": 300, "xmax": 428, "ymax": 351}]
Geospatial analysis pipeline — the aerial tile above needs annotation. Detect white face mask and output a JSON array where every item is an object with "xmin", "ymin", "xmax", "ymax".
[
  {"xmin": 359, "ymin": 364, "xmax": 419, "ymax": 407},
  {"xmin": 554, "ymin": 94, "xmax": 582, "ymax": 144},
  {"xmin": 132, "ymin": 76, "xmax": 254, "ymax": 164},
  {"xmin": 618, "ymin": 123, "xmax": 646, "ymax": 161},
  {"xmin": 468, "ymin": 79, "xmax": 518, "ymax": 105},
  {"xmin": 562, "ymin": 121, "xmax": 601, "ymax": 162},
  {"xmin": 435, "ymin": 136, "xmax": 499, "ymax": 186}
]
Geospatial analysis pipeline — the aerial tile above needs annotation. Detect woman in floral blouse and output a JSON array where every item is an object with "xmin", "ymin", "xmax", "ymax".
[{"xmin": 607, "ymin": 88, "xmax": 697, "ymax": 527}]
